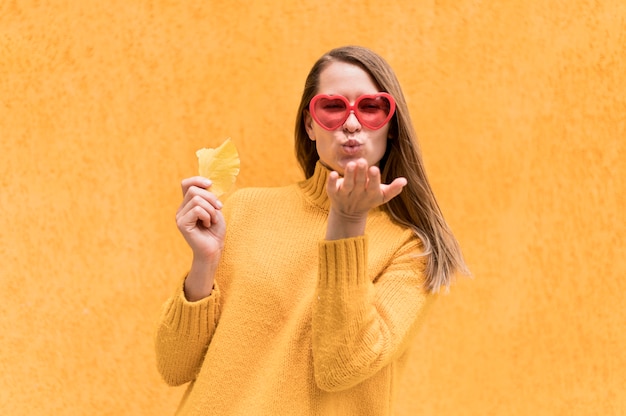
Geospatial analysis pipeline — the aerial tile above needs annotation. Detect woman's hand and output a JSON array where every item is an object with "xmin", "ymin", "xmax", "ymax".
[
  {"xmin": 176, "ymin": 177, "xmax": 226, "ymax": 301},
  {"xmin": 176, "ymin": 176, "xmax": 226, "ymax": 260},
  {"xmin": 325, "ymin": 159, "xmax": 407, "ymax": 240}
]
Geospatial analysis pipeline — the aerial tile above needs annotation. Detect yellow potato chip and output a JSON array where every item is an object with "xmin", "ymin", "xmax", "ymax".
[{"xmin": 196, "ymin": 138, "xmax": 240, "ymax": 197}]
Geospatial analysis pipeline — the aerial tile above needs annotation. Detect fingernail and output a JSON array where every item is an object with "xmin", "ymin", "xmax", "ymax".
[
  {"xmin": 216, "ymin": 200, "xmax": 223, "ymax": 209},
  {"xmin": 202, "ymin": 178, "xmax": 212, "ymax": 187}
]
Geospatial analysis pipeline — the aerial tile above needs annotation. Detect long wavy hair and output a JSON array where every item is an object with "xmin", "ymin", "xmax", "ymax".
[{"xmin": 294, "ymin": 45, "xmax": 470, "ymax": 292}]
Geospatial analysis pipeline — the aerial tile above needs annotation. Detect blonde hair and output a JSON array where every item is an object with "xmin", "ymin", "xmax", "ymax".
[{"xmin": 294, "ymin": 45, "xmax": 470, "ymax": 292}]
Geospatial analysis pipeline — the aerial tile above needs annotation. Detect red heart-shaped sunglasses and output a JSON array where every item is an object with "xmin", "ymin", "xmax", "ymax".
[{"xmin": 309, "ymin": 93, "xmax": 396, "ymax": 131}]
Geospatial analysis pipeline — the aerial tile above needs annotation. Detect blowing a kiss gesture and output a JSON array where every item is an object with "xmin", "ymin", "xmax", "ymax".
[{"xmin": 325, "ymin": 158, "xmax": 407, "ymax": 240}]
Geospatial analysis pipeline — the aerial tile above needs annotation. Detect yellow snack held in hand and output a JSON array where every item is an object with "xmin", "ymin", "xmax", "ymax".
[{"xmin": 196, "ymin": 138, "xmax": 240, "ymax": 197}]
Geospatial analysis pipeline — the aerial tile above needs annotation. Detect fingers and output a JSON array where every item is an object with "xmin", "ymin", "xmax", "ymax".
[
  {"xmin": 366, "ymin": 166, "xmax": 406, "ymax": 205},
  {"xmin": 342, "ymin": 160, "xmax": 369, "ymax": 192},
  {"xmin": 366, "ymin": 165, "xmax": 381, "ymax": 190},
  {"xmin": 327, "ymin": 170, "xmax": 340, "ymax": 194},
  {"xmin": 177, "ymin": 177, "xmax": 224, "ymax": 230},
  {"xmin": 341, "ymin": 160, "xmax": 380, "ymax": 194},
  {"xmin": 328, "ymin": 159, "xmax": 407, "ymax": 209},
  {"xmin": 177, "ymin": 193, "xmax": 220, "ymax": 227},
  {"xmin": 181, "ymin": 176, "xmax": 212, "ymax": 196},
  {"xmin": 179, "ymin": 177, "xmax": 223, "ymax": 209}
]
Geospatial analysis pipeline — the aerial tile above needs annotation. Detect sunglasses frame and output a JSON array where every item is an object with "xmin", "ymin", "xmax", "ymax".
[{"xmin": 309, "ymin": 93, "xmax": 396, "ymax": 131}]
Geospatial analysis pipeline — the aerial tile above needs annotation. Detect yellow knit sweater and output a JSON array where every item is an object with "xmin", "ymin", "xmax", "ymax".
[{"xmin": 155, "ymin": 162, "xmax": 434, "ymax": 415}]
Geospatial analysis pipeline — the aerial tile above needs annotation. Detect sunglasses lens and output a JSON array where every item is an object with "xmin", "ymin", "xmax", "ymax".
[
  {"xmin": 312, "ymin": 97, "xmax": 348, "ymax": 129},
  {"xmin": 356, "ymin": 96, "xmax": 392, "ymax": 128},
  {"xmin": 310, "ymin": 94, "xmax": 395, "ymax": 130}
]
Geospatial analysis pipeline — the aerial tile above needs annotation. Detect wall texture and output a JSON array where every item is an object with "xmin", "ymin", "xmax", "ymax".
[{"xmin": 1, "ymin": 0, "xmax": 624, "ymax": 415}]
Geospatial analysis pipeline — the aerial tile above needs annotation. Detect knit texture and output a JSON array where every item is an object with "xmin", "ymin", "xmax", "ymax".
[{"xmin": 155, "ymin": 163, "xmax": 433, "ymax": 415}]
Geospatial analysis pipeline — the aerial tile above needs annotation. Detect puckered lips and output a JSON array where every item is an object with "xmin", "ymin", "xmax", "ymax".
[{"xmin": 341, "ymin": 139, "xmax": 362, "ymax": 155}]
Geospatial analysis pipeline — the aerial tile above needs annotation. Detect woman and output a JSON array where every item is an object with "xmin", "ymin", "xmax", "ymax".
[{"xmin": 156, "ymin": 45, "xmax": 469, "ymax": 415}]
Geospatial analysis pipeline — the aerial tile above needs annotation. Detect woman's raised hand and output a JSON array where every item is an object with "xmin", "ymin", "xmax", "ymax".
[
  {"xmin": 325, "ymin": 159, "xmax": 407, "ymax": 240},
  {"xmin": 176, "ymin": 176, "xmax": 226, "ymax": 261},
  {"xmin": 327, "ymin": 159, "xmax": 407, "ymax": 216}
]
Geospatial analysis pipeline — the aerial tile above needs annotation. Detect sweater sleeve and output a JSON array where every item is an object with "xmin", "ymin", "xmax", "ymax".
[
  {"xmin": 311, "ymin": 235, "xmax": 432, "ymax": 392},
  {"xmin": 154, "ymin": 279, "xmax": 221, "ymax": 386}
]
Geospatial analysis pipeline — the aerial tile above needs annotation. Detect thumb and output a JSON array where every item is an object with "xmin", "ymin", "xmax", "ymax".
[{"xmin": 382, "ymin": 177, "xmax": 407, "ymax": 203}]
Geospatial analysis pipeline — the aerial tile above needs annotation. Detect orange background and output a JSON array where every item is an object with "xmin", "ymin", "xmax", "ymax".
[{"xmin": 1, "ymin": 1, "xmax": 624, "ymax": 415}]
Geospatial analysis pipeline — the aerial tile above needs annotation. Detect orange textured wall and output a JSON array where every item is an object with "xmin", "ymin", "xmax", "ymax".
[{"xmin": 1, "ymin": 1, "xmax": 624, "ymax": 415}]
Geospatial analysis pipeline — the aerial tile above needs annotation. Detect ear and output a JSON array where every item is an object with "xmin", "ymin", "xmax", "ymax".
[{"xmin": 304, "ymin": 110, "xmax": 316, "ymax": 141}]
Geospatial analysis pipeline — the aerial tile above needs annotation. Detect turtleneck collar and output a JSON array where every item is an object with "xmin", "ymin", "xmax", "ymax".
[{"xmin": 298, "ymin": 161, "xmax": 331, "ymax": 211}]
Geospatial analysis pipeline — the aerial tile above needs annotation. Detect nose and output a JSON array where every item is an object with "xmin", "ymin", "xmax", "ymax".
[{"xmin": 343, "ymin": 111, "xmax": 361, "ymax": 132}]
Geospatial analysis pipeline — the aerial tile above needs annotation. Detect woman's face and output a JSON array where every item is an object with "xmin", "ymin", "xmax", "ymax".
[{"xmin": 304, "ymin": 61, "xmax": 391, "ymax": 176}]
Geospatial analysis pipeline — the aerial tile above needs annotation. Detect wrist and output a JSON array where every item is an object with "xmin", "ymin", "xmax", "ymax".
[
  {"xmin": 185, "ymin": 253, "xmax": 221, "ymax": 301},
  {"xmin": 325, "ymin": 208, "xmax": 367, "ymax": 240},
  {"xmin": 191, "ymin": 244, "xmax": 223, "ymax": 265}
]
